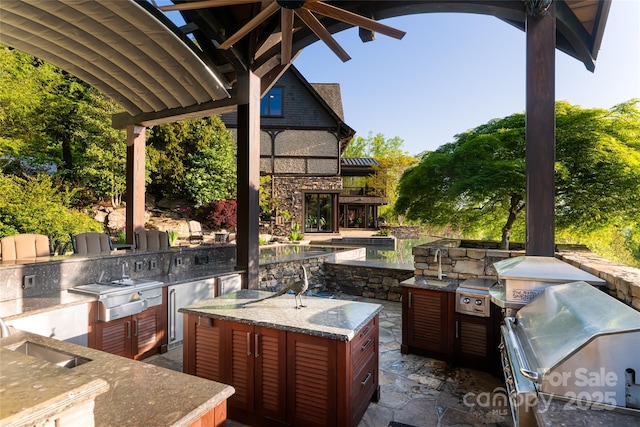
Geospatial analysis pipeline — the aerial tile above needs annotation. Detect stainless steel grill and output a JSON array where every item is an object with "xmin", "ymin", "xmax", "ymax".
[{"xmin": 500, "ymin": 281, "xmax": 640, "ymax": 426}]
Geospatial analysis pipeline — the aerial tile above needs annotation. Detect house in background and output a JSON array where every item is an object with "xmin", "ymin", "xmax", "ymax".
[
  {"xmin": 221, "ymin": 66, "xmax": 361, "ymax": 237},
  {"xmin": 340, "ymin": 157, "xmax": 386, "ymax": 229}
]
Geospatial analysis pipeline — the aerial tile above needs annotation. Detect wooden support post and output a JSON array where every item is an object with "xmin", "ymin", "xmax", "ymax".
[
  {"xmin": 236, "ymin": 71, "xmax": 261, "ymax": 289},
  {"xmin": 525, "ymin": 2, "xmax": 556, "ymax": 256},
  {"xmin": 126, "ymin": 125, "xmax": 146, "ymax": 245}
]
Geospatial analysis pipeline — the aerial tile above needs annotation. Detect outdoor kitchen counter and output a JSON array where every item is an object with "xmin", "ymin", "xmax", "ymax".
[
  {"xmin": 179, "ymin": 289, "xmax": 382, "ymax": 340},
  {"xmin": 400, "ymin": 276, "xmax": 458, "ymax": 292},
  {"xmin": 0, "ymin": 328, "xmax": 234, "ymax": 426},
  {"xmin": 2, "ymin": 266, "xmax": 241, "ymax": 320}
]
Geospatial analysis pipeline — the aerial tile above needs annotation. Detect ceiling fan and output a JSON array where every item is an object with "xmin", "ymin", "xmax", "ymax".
[{"xmin": 158, "ymin": 0, "xmax": 406, "ymax": 64}]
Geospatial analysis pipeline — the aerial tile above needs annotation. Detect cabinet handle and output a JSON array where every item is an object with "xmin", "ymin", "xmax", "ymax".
[
  {"xmin": 408, "ymin": 292, "xmax": 412, "ymax": 309},
  {"xmin": 134, "ymin": 319, "xmax": 138, "ymax": 337},
  {"xmin": 255, "ymin": 333, "xmax": 260, "ymax": 358},
  {"xmin": 169, "ymin": 288, "xmax": 176, "ymax": 341},
  {"xmin": 126, "ymin": 321, "xmax": 131, "ymax": 339},
  {"xmin": 360, "ymin": 326, "xmax": 370, "ymax": 338},
  {"xmin": 246, "ymin": 332, "xmax": 252, "ymax": 356},
  {"xmin": 361, "ymin": 372, "xmax": 372, "ymax": 386},
  {"xmin": 361, "ymin": 338, "xmax": 373, "ymax": 351},
  {"xmin": 455, "ymin": 320, "xmax": 459, "ymax": 339}
]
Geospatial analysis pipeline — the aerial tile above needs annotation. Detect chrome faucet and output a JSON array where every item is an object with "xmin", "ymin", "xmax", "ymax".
[
  {"xmin": 120, "ymin": 260, "xmax": 130, "ymax": 281},
  {"xmin": 433, "ymin": 249, "xmax": 445, "ymax": 281},
  {"xmin": 0, "ymin": 316, "xmax": 11, "ymax": 338}
]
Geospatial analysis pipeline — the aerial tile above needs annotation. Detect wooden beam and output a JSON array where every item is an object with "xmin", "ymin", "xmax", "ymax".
[
  {"xmin": 525, "ymin": 3, "xmax": 556, "ymax": 256},
  {"xmin": 125, "ymin": 125, "xmax": 146, "ymax": 244},
  {"xmin": 236, "ymin": 70, "xmax": 261, "ymax": 289}
]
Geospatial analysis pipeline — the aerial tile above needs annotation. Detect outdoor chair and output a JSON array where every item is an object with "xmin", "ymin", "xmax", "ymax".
[
  {"xmin": 187, "ymin": 220, "xmax": 204, "ymax": 244},
  {"xmin": 0, "ymin": 234, "xmax": 51, "ymax": 261},
  {"xmin": 71, "ymin": 232, "xmax": 113, "ymax": 255},
  {"xmin": 135, "ymin": 230, "xmax": 170, "ymax": 251}
]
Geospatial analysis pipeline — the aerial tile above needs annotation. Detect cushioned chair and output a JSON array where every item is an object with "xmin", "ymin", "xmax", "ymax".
[
  {"xmin": 135, "ymin": 230, "xmax": 170, "ymax": 251},
  {"xmin": 187, "ymin": 220, "xmax": 204, "ymax": 244},
  {"xmin": 71, "ymin": 232, "xmax": 113, "ymax": 255},
  {"xmin": 0, "ymin": 234, "xmax": 51, "ymax": 261}
]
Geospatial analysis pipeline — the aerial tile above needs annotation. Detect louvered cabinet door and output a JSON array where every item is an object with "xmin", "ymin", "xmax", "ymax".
[
  {"xmin": 226, "ymin": 321, "xmax": 255, "ymax": 412},
  {"xmin": 254, "ymin": 326, "xmax": 286, "ymax": 422},
  {"xmin": 132, "ymin": 305, "xmax": 163, "ymax": 360},
  {"xmin": 95, "ymin": 316, "xmax": 133, "ymax": 357},
  {"xmin": 287, "ymin": 332, "xmax": 337, "ymax": 427},
  {"xmin": 184, "ymin": 315, "xmax": 226, "ymax": 382},
  {"xmin": 402, "ymin": 287, "xmax": 454, "ymax": 360},
  {"xmin": 454, "ymin": 313, "xmax": 495, "ymax": 372}
]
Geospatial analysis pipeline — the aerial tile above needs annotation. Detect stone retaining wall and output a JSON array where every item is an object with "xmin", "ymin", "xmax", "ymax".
[
  {"xmin": 323, "ymin": 263, "xmax": 414, "ymax": 301},
  {"xmin": 413, "ymin": 239, "xmax": 640, "ymax": 311}
]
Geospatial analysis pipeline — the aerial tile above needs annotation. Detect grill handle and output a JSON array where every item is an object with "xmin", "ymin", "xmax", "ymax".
[{"xmin": 504, "ymin": 317, "xmax": 539, "ymax": 382}]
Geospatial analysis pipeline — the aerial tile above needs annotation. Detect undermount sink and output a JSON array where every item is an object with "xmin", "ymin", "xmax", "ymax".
[
  {"xmin": 414, "ymin": 278, "xmax": 451, "ymax": 287},
  {"xmin": 8, "ymin": 341, "xmax": 91, "ymax": 368}
]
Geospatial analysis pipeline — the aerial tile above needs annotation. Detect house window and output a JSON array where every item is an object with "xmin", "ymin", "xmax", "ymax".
[
  {"xmin": 304, "ymin": 193, "xmax": 334, "ymax": 233},
  {"xmin": 261, "ymin": 87, "xmax": 283, "ymax": 116}
]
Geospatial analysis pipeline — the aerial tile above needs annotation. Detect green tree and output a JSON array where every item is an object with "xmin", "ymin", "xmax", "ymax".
[
  {"xmin": 395, "ymin": 100, "xmax": 640, "ymax": 252},
  {"xmin": 343, "ymin": 132, "xmax": 405, "ymax": 158},
  {"xmin": 343, "ymin": 132, "xmax": 418, "ymax": 223},
  {"xmin": 0, "ymin": 173, "xmax": 102, "ymax": 242},
  {"xmin": 147, "ymin": 116, "xmax": 236, "ymax": 205}
]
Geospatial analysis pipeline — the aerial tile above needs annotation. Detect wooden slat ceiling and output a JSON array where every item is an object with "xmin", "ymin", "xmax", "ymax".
[{"xmin": 0, "ymin": 0, "xmax": 611, "ymax": 126}]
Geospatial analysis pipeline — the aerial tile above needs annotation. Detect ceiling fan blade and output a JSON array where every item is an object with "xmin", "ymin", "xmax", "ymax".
[
  {"xmin": 306, "ymin": 2, "xmax": 406, "ymax": 40},
  {"xmin": 159, "ymin": 0, "xmax": 258, "ymax": 12},
  {"xmin": 295, "ymin": 7, "xmax": 351, "ymax": 62},
  {"xmin": 281, "ymin": 8, "xmax": 294, "ymax": 64},
  {"xmin": 218, "ymin": 1, "xmax": 280, "ymax": 50}
]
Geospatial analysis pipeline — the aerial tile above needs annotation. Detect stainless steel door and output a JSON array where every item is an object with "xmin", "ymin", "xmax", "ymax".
[{"xmin": 168, "ymin": 278, "xmax": 215, "ymax": 349}]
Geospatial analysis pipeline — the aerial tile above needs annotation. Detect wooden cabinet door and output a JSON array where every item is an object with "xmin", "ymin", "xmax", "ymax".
[
  {"xmin": 186, "ymin": 316, "xmax": 226, "ymax": 382},
  {"xmin": 132, "ymin": 305, "xmax": 163, "ymax": 360},
  {"xmin": 454, "ymin": 314, "xmax": 494, "ymax": 371},
  {"xmin": 404, "ymin": 288, "xmax": 453, "ymax": 359},
  {"xmin": 226, "ymin": 321, "xmax": 255, "ymax": 412},
  {"xmin": 95, "ymin": 316, "xmax": 133, "ymax": 357},
  {"xmin": 254, "ymin": 326, "xmax": 287, "ymax": 422},
  {"xmin": 287, "ymin": 332, "xmax": 337, "ymax": 427}
]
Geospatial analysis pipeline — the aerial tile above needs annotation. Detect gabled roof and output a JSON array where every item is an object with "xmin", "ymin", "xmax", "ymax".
[{"xmin": 311, "ymin": 83, "xmax": 346, "ymax": 121}]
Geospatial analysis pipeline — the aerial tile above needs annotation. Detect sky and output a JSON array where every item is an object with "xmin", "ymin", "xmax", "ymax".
[{"xmin": 293, "ymin": 1, "xmax": 640, "ymax": 155}]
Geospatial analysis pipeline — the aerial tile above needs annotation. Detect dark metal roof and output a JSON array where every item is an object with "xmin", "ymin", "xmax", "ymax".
[{"xmin": 341, "ymin": 158, "xmax": 380, "ymax": 167}]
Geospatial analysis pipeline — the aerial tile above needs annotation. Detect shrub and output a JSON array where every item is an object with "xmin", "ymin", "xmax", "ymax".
[
  {"xmin": 0, "ymin": 173, "xmax": 102, "ymax": 242},
  {"xmin": 288, "ymin": 222, "xmax": 305, "ymax": 241},
  {"xmin": 197, "ymin": 199, "xmax": 237, "ymax": 231}
]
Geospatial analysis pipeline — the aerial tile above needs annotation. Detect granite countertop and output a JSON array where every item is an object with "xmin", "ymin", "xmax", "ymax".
[
  {"xmin": 0, "ymin": 329, "xmax": 235, "ymax": 427},
  {"xmin": 400, "ymin": 276, "xmax": 458, "ymax": 292},
  {"xmin": 179, "ymin": 289, "xmax": 383, "ymax": 341},
  {"xmin": 0, "ymin": 346, "xmax": 108, "ymax": 426}
]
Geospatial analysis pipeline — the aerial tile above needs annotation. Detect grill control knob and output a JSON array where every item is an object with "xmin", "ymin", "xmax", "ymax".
[
  {"xmin": 475, "ymin": 299, "xmax": 483, "ymax": 306},
  {"xmin": 463, "ymin": 297, "xmax": 470, "ymax": 304}
]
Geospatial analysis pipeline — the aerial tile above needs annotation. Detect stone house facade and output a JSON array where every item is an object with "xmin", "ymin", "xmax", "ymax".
[{"xmin": 221, "ymin": 66, "xmax": 356, "ymax": 238}]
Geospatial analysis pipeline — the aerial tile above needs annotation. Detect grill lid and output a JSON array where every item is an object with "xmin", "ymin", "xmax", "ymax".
[
  {"xmin": 494, "ymin": 256, "xmax": 605, "ymax": 285},
  {"xmin": 514, "ymin": 281, "xmax": 640, "ymax": 376}
]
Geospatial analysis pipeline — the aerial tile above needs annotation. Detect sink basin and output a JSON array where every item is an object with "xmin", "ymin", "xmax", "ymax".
[
  {"xmin": 413, "ymin": 277, "xmax": 451, "ymax": 287},
  {"xmin": 8, "ymin": 341, "xmax": 91, "ymax": 368}
]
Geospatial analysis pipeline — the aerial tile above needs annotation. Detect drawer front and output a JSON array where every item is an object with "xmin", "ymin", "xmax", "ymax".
[
  {"xmin": 351, "ymin": 316, "xmax": 377, "ymax": 367},
  {"xmin": 350, "ymin": 351, "xmax": 377, "ymax": 426}
]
